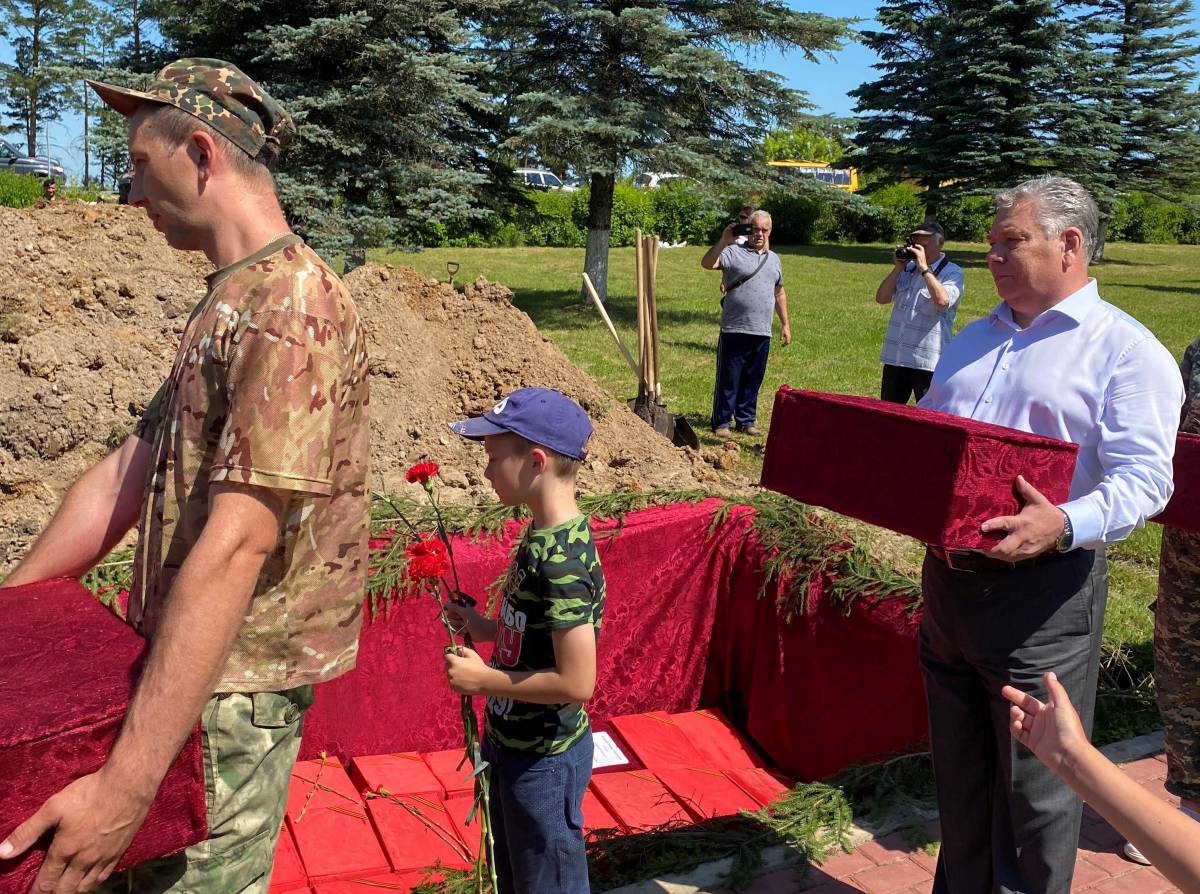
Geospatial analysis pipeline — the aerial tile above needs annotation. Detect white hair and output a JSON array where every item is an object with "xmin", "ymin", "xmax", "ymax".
[
  {"xmin": 751, "ymin": 210, "xmax": 772, "ymax": 227},
  {"xmin": 995, "ymin": 175, "xmax": 1098, "ymax": 260}
]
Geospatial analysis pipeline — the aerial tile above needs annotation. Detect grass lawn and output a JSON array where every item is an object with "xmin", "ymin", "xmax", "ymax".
[{"xmin": 378, "ymin": 239, "xmax": 1196, "ymax": 742}]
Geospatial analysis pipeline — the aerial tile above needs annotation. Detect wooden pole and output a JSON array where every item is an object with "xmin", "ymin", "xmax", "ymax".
[
  {"xmin": 582, "ymin": 273, "xmax": 640, "ymax": 381},
  {"xmin": 649, "ymin": 234, "xmax": 661, "ymax": 398},
  {"xmin": 634, "ymin": 228, "xmax": 647, "ymax": 398}
]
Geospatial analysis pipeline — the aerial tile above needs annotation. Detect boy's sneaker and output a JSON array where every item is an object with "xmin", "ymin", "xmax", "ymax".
[
  {"xmin": 1122, "ymin": 840, "xmax": 1151, "ymax": 865},
  {"xmin": 713, "ymin": 427, "xmax": 733, "ymax": 438}
]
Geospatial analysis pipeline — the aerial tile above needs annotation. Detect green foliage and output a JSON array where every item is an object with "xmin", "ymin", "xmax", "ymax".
[
  {"xmin": 764, "ymin": 126, "xmax": 846, "ymax": 163},
  {"xmin": 0, "ymin": 169, "xmax": 44, "ymax": 207},
  {"xmin": 651, "ymin": 182, "xmax": 723, "ymax": 245},
  {"xmin": 928, "ymin": 194, "xmax": 996, "ymax": 242},
  {"xmin": 863, "ymin": 182, "xmax": 924, "ymax": 240},
  {"xmin": 1108, "ymin": 191, "xmax": 1200, "ymax": 244}
]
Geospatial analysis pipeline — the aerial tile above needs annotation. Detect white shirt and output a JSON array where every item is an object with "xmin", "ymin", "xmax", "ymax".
[
  {"xmin": 920, "ymin": 279, "xmax": 1184, "ymax": 549},
  {"xmin": 880, "ymin": 254, "xmax": 964, "ymax": 372}
]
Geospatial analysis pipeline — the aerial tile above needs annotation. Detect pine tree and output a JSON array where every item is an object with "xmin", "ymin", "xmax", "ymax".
[
  {"xmin": 1078, "ymin": 0, "xmax": 1200, "ymax": 195},
  {"xmin": 476, "ymin": 0, "xmax": 849, "ymax": 300},
  {"xmin": 157, "ymin": 0, "xmax": 513, "ymax": 264},
  {"xmin": 0, "ymin": 0, "xmax": 90, "ymax": 157}
]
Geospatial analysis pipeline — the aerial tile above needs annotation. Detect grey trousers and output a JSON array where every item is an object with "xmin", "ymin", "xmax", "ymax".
[{"xmin": 919, "ymin": 548, "xmax": 1107, "ymax": 894}]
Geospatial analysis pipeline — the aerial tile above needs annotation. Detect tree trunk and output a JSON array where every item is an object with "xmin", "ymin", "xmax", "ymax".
[
  {"xmin": 1092, "ymin": 217, "xmax": 1108, "ymax": 262},
  {"xmin": 580, "ymin": 171, "xmax": 615, "ymax": 302},
  {"xmin": 82, "ymin": 81, "xmax": 90, "ymax": 186}
]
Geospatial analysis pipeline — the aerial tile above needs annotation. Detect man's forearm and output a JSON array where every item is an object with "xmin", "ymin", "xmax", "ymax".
[
  {"xmin": 102, "ymin": 522, "xmax": 270, "ymax": 801},
  {"xmin": 875, "ymin": 268, "xmax": 901, "ymax": 304},
  {"xmin": 3, "ymin": 437, "xmax": 150, "ymax": 588},
  {"xmin": 775, "ymin": 289, "xmax": 790, "ymax": 327},
  {"xmin": 924, "ymin": 272, "xmax": 950, "ymax": 307},
  {"xmin": 701, "ymin": 240, "xmax": 730, "ymax": 270}
]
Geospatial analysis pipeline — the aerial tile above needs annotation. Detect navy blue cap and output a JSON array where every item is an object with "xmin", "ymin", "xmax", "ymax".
[{"xmin": 449, "ymin": 387, "xmax": 593, "ymax": 460}]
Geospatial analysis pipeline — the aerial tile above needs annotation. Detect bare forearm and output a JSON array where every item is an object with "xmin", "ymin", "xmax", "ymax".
[
  {"xmin": 477, "ymin": 666, "xmax": 591, "ymax": 704},
  {"xmin": 3, "ymin": 437, "xmax": 149, "ymax": 588},
  {"xmin": 104, "ymin": 533, "xmax": 268, "ymax": 799},
  {"xmin": 701, "ymin": 240, "xmax": 731, "ymax": 270},
  {"xmin": 1058, "ymin": 743, "xmax": 1200, "ymax": 889},
  {"xmin": 875, "ymin": 268, "xmax": 901, "ymax": 304},
  {"xmin": 924, "ymin": 274, "xmax": 950, "ymax": 307},
  {"xmin": 775, "ymin": 290, "xmax": 789, "ymax": 328}
]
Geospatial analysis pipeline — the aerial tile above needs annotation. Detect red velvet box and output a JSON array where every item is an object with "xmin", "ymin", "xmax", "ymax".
[
  {"xmin": 589, "ymin": 771, "xmax": 691, "ymax": 830},
  {"xmin": 609, "ymin": 712, "xmax": 708, "ymax": 770},
  {"xmin": 761, "ymin": 388, "xmax": 1079, "ymax": 549},
  {"xmin": 421, "ymin": 749, "xmax": 476, "ymax": 798},
  {"xmin": 655, "ymin": 767, "xmax": 762, "ymax": 820},
  {"xmin": 582, "ymin": 789, "xmax": 622, "ymax": 837},
  {"xmin": 286, "ymin": 757, "xmax": 363, "ymax": 821},
  {"xmin": 670, "ymin": 709, "xmax": 764, "ymax": 770},
  {"xmin": 351, "ymin": 752, "xmax": 443, "ymax": 800},
  {"xmin": 724, "ymin": 768, "xmax": 792, "ymax": 808},
  {"xmin": 268, "ymin": 823, "xmax": 308, "ymax": 893},
  {"xmin": 0, "ymin": 579, "xmax": 207, "ymax": 894},
  {"xmin": 288, "ymin": 802, "xmax": 389, "ymax": 882},
  {"xmin": 1154, "ymin": 432, "xmax": 1200, "ymax": 532},
  {"xmin": 312, "ymin": 871, "xmax": 436, "ymax": 893},
  {"xmin": 365, "ymin": 794, "xmax": 472, "ymax": 872},
  {"xmin": 443, "ymin": 794, "xmax": 483, "ymax": 859}
]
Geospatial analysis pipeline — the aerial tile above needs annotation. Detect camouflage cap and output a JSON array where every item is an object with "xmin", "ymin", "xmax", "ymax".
[{"xmin": 86, "ymin": 58, "xmax": 295, "ymax": 158}]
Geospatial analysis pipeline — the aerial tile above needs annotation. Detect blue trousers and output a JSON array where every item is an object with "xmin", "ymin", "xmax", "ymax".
[
  {"xmin": 711, "ymin": 331, "xmax": 771, "ymax": 430},
  {"xmin": 484, "ymin": 732, "xmax": 593, "ymax": 894}
]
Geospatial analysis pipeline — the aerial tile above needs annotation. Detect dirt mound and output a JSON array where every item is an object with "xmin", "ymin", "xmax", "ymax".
[{"xmin": 0, "ymin": 202, "xmax": 726, "ymax": 570}]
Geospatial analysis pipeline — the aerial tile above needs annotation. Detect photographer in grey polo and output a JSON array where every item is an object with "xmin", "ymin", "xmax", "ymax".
[
  {"xmin": 700, "ymin": 210, "xmax": 790, "ymax": 437},
  {"xmin": 874, "ymin": 220, "xmax": 963, "ymax": 404}
]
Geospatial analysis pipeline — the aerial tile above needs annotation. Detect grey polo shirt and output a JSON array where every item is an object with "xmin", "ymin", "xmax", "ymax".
[{"xmin": 719, "ymin": 244, "xmax": 783, "ymax": 337}]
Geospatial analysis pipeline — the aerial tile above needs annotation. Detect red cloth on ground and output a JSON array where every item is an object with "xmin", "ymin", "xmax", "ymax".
[
  {"xmin": 654, "ymin": 767, "xmax": 763, "ymax": 820},
  {"xmin": 350, "ymin": 753, "xmax": 443, "ymax": 799},
  {"xmin": 760, "ymin": 388, "xmax": 1079, "ymax": 549},
  {"xmin": 285, "ymin": 758, "xmax": 363, "ymax": 820},
  {"xmin": 312, "ymin": 871, "xmax": 441, "ymax": 893},
  {"xmin": 443, "ymin": 794, "xmax": 483, "ymax": 859},
  {"xmin": 670, "ymin": 709, "xmax": 765, "ymax": 769},
  {"xmin": 420, "ymin": 749, "xmax": 476, "ymax": 799},
  {"xmin": 609, "ymin": 712, "xmax": 708, "ymax": 770},
  {"xmin": 299, "ymin": 500, "xmax": 929, "ymax": 785},
  {"xmin": 1154, "ymin": 432, "xmax": 1200, "ymax": 531},
  {"xmin": 590, "ymin": 771, "xmax": 691, "ymax": 830},
  {"xmin": 724, "ymin": 768, "xmax": 792, "ymax": 808},
  {"xmin": 267, "ymin": 824, "xmax": 308, "ymax": 893},
  {"xmin": 365, "ymin": 795, "xmax": 472, "ymax": 872},
  {"xmin": 287, "ymin": 802, "xmax": 389, "ymax": 882},
  {"xmin": 582, "ymin": 789, "xmax": 621, "ymax": 836},
  {"xmin": 0, "ymin": 578, "xmax": 207, "ymax": 894}
]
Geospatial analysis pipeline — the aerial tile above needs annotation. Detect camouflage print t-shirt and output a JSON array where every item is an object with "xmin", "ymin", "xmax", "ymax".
[
  {"xmin": 130, "ymin": 234, "xmax": 370, "ymax": 692},
  {"xmin": 486, "ymin": 515, "xmax": 606, "ymax": 755}
]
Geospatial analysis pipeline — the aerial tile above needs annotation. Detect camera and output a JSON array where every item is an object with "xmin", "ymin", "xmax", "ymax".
[
  {"xmin": 894, "ymin": 240, "xmax": 917, "ymax": 261},
  {"xmin": 732, "ymin": 223, "xmax": 753, "ymax": 237}
]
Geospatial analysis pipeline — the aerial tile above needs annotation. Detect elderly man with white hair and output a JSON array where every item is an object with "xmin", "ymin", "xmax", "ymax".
[
  {"xmin": 917, "ymin": 175, "xmax": 1184, "ymax": 894},
  {"xmin": 700, "ymin": 209, "xmax": 791, "ymax": 437}
]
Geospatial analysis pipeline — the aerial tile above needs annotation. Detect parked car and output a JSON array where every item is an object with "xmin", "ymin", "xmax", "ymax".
[
  {"xmin": 0, "ymin": 137, "xmax": 65, "ymax": 181},
  {"xmin": 515, "ymin": 167, "xmax": 577, "ymax": 191}
]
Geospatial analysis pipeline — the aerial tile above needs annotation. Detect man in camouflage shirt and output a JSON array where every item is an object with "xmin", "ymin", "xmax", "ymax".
[
  {"xmin": 0, "ymin": 59, "xmax": 369, "ymax": 893},
  {"xmin": 1126, "ymin": 336, "xmax": 1200, "ymax": 864}
]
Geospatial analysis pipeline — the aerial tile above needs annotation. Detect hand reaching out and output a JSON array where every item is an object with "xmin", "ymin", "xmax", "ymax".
[{"xmin": 1001, "ymin": 672, "xmax": 1088, "ymax": 772}]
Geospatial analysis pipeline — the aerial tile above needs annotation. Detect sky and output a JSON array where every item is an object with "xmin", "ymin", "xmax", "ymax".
[{"xmin": 1, "ymin": 0, "xmax": 1198, "ymax": 180}]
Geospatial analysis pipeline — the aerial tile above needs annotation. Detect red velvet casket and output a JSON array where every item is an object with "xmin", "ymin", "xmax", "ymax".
[
  {"xmin": 1153, "ymin": 432, "xmax": 1200, "ymax": 532},
  {"xmin": 0, "ymin": 578, "xmax": 207, "ymax": 893},
  {"xmin": 761, "ymin": 388, "xmax": 1079, "ymax": 549}
]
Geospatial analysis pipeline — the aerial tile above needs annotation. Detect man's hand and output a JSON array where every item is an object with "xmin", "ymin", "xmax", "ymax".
[
  {"xmin": 719, "ymin": 223, "xmax": 737, "ymax": 245},
  {"xmin": 1001, "ymin": 672, "xmax": 1087, "ymax": 773},
  {"xmin": 908, "ymin": 242, "xmax": 928, "ymax": 269},
  {"xmin": 981, "ymin": 476, "xmax": 1065, "ymax": 560},
  {"xmin": 444, "ymin": 646, "xmax": 495, "ymax": 696},
  {"xmin": 0, "ymin": 768, "xmax": 151, "ymax": 893},
  {"xmin": 780, "ymin": 323, "xmax": 792, "ymax": 346}
]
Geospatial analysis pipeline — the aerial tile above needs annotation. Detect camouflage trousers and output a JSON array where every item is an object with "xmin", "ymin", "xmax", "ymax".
[
  {"xmin": 101, "ymin": 685, "xmax": 313, "ymax": 893},
  {"xmin": 1155, "ymin": 527, "xmax": 1200, "ymax": 802}
]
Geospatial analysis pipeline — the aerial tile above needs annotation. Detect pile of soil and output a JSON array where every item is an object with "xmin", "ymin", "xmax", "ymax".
[{"xmin": 0, "ymin": 202, "xmax": 731, "ymax": 570}]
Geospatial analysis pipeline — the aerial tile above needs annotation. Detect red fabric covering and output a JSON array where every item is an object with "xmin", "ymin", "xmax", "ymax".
[
  {"xmin": 288, "ymin": 803, "xmax": 389, "ymax": 882},
  {"xmin": 654, "ymin": 767, "xmax": 762, "ymax": 820},
  {"xmin": 724, "ymin": 768, "xmax": 792, "ymax": 808},
  {"xmin": 350, "ymin": 753, "xmax": 443, "ymax": 799},
  {"xmin": 443, "ymin": 794, "xmax": 483, "ymax": 859},
  {"xmin": 1154, "ymin": 432, "xmax": 1200, "ymax": 531},
  {"xmin": 299, "ymin": 500, "xmax": 928, "ymax": 785},
  {"xmin": 671, "ymin": 709, "xmax": 764, "ymax": 769},
  {"xmin": 285, "ymin": 758, "xmax": 363, "ymax": 821},
  {"xmin": 609, "ymin": 712, "xmax": 708, "ymax": 770},
  {"xmin": 312, "ymin": 871, "xmax": 439, "ymax": 893},
  {"xmin": 590, "ymin": 771, "xmax": 691, "ymax": 830},
  {"xmin": 582, "ymin": 789, "xmax": 621, "ymax": 836},
  {"xmin": 760, "ymin": 388, "xmax": 1079, "ymax": 549},
  {"xmin": 0, "ymin": 578, "xmax": 207, "ymax": 894},
  {"xmin": 268, "ymin": 824, "xmax": 308, "ymax": 893},
  {"xmin": 365, "ymin": 795, "xmax": 472, "ymax": 872},
  {"xmin": 420, "ymin": 749, "xmax": 476, "ymax": 799}
]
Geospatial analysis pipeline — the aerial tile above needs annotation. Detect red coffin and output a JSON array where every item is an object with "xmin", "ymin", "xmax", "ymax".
[
  {"xmin": 0, "ymin": 578, "xmax": 208, "ymax": 894},
  {"xmin": 761, "ymin": 388, "xmax": 1079, "ymax": 550},
  {"xmin": 1153, "ymin": 432, "xmax": 1200, "ymax": 532}
]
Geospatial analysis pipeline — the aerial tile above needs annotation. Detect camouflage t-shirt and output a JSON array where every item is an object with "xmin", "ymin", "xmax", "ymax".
[
  {"xmin": 1181, "ymin": 336, "xmax": 1200, "ymax": 435},
  {"xmin": 486, "ymin": 515, "xmax": 606, "ymax": 755},
  {"xmin": 130, "ymin": 234, "xmax": 370, "ymax": 692}
]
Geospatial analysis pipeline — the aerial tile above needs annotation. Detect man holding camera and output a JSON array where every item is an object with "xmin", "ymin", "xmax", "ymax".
[
  {"xmin": 701, "ymin": 210, "xmax": 790, "ymax": 437},
  {"xmin": 874, "ymin": 220, "xmax": 963, "ymax": 404}
]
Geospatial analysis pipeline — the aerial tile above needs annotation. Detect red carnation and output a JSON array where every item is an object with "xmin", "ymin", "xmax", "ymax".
[
  {"xmin": 405, "ymin": 462, "xmax": 440, "ymax": 487},
  {"xmin": 405, "ymin": 538, "xmax": 450, "ymax": 580}
]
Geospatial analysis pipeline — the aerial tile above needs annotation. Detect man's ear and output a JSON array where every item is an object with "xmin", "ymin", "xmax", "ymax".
[
  {"xmin": 189, "ymin": 129, "xmax": 220, "ymax": 180},
  {"xmin": 1062, "ymin": 226, "xmax": 1085, "ymax": 267}
]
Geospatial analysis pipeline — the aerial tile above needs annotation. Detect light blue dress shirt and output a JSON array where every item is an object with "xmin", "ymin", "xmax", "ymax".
[{"xmin": 920, "ymin": 279, "xmax": 1184, "ymax": 549}]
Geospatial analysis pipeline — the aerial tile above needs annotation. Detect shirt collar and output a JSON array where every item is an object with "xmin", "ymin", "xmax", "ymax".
[{"xmin": 990, "ymin": 278, "xmax": 1100, "ymax": 331}]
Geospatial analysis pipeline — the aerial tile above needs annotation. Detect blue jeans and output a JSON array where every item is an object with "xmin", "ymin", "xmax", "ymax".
[
  {"xmin": 484, "ymin": 732, "xmax": 593, "ymax": 894},
  {"xmin": 711, "ymin": 331, "xmax": 771, "ymax": 430}
]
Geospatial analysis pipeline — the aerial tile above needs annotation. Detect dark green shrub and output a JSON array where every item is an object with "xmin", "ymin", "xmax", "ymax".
[
  {"xmin": 0, "ymin": 171, "xmax": 44, "ymax": 208},
  {"xmin": 929, "ymin": 194, "xmax": 995, "ymax": 242}
]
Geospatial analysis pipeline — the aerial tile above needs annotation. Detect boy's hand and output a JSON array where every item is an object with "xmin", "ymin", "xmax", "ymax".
[
  {"xmin": 444, "ymin": 601, "xmax": 479, "ymax": 637},
  {"xmin": 1001, "ymin": 672, "xmax": 1087, "ymax": 772},
  {"xmin": 444, "ymin": 646, "xmax": 494, "ymax": 695}
]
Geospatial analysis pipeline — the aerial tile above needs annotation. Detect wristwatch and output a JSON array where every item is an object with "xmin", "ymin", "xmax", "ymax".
[
  {"xmin": 919, "ymin": 266, "xmax": 932, "ymax": 276},
  {"xmin": 1056, "ymin": 509, "xmax": 1073, "ymax": 552}
]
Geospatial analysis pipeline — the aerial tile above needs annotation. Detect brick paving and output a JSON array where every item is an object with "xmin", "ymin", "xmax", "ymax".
[{"xmin": 732, "ymin": 751, "xmax": 1184, "ymax": 894}]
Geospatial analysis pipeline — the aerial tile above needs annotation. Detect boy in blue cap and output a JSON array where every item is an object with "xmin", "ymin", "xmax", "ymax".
[{"xmin": 443, "ymin": 387, "xmax": 606, "ymax": 894}]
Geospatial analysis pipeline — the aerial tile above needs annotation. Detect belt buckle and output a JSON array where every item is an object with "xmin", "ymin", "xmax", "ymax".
[{"xmin": 943, "ymin": 549, "xmax": 976, "ymax": 572}]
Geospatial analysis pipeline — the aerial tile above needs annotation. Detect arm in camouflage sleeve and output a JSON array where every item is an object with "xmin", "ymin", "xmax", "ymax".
[{"xmin": 1, "ymin": 434, "xmax": 153, "ymax": 588}]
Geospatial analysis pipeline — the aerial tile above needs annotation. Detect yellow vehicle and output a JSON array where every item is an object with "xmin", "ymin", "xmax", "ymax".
[{"xmin": 768, "ymin": 159, "xmax": 860, "ymax": 192}]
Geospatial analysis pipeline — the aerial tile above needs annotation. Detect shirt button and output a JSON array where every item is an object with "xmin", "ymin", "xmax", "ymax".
[
  {"xmin": 1002, "ymin": 363, "xmax": 1010, "ymax": 371},
  {"xmin": 985, "ymin": 396, "xmax": 993, "ymax": 403}
]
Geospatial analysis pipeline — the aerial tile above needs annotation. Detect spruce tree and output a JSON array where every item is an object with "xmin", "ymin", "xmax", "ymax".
[{"xmin": 476, "ymin": 0, "xmax": 849, "ymax": 300}]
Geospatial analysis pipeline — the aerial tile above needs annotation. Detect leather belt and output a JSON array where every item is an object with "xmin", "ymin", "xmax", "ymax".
[{"xmin": 928, "ymin": 546, "xmax": 1066, "ymax": 573}]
